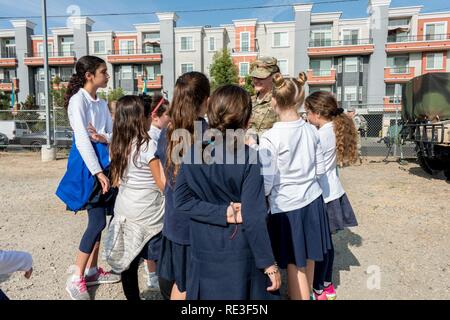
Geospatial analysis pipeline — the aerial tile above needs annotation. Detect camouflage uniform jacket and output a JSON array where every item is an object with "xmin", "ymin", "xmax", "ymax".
[{"xmin": 248, "ymin": 92, "xmax": 278, "ymax": 135}]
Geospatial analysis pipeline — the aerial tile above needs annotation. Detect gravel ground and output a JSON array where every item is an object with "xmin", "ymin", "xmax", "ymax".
[{"xmin": 0, "ymin": 152, "xmax": 449, "ymax": 300}]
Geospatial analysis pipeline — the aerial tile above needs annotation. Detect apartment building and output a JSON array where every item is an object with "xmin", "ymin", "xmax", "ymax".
[{"xmin": 0, "ymin": 0, "xmax": 449, "ymax": 134}]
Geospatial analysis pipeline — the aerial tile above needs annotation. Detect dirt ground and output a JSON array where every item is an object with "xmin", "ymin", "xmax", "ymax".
[{"xmin": 0, "ymin": 152, "xmax": 449, "ymax": 300}]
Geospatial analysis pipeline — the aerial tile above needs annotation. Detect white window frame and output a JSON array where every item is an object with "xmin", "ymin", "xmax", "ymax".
[
  {"xmin": 359, "ymin": 87, "xmax": 363, "ymax": 101},
  {"xmin": 337, "ymin": 59, "xmax": 343, "ymax": 73},
  {"xmin": 208, "ymin": 37, "xmax": 216, "ymax": 52},
  {"xmin": 93, "ymin": 40, "xmax": 106, "ymax": 54},
  {"xmin": 344, "ymin": 86, "xmax": 358, "ymax": 102},
  {"xmin": 37, "ymin": 42, "xmax": 54, "ymax": 57},
  {"xmin": 239, "ymin": 62, "xmax": 250, "ymax": 77},
  {"xmin": 181, "ymin": 63, "xmax": 194, "ymax": 74},
  {"xmin": 120, "ymin": 65, "xmax": 133, "ymax": 80},
  {"xmin": 119, "ymin": 39, "xmax": 136, "ymax": 55},
  {"xmin": 344, "ymin": 57, "xmax": 359, "ymax": 73},
  {"xmin": 426, "ymin": 52, "xmax": 444, "ymax": 70},
  {"xmin": 180, "ymin": 36, "xmax": 194, "ymax": 51},
  {"xmin": 272, "ymin": 32, "xmax": 289, "ymax": 48},
  {"xmin": 240, "ymin": 32, "xmax": 250, "ymax": 52},
  {"xmin": 278, "ymin": 59, "xmax": 289, "ymax": 76},
  {"xmin": 337, "ymin": 87, "xmax": 342, "ymax": 101},
  {"xmin": 424, "ymin": 22, "xmax": 447, "ymax": 41},
  {"xmin": 341, "ymin": 28, "xmax": 360, "ymax": 45}
]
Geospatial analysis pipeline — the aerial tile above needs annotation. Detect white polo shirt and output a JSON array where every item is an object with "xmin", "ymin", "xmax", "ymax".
[
  {"xmin": 317, "ymin": 122, "xmax": 346, "ymax": 203},
  {"xmin": 68, "ymin": 88, "xmax": 113, "ymax": 175},
  {"xmin": 259, "ymin": 118, "xmax": 325, "ymax": 214}
]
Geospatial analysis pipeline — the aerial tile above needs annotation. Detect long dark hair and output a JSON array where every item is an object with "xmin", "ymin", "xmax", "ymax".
[
  {"xmin": 165, "ymin": 71, "xmax": 210, "ymax": 180},
  {"xmin": 140, "ymin": 92, "xmax": 169, "ymax": 118},
  {"xmin": 305, "ymin": 91, "xmax": 358, "ymax": 167},
  {"xmin": 110, "ymin": 95, "xmax": 150, "ymax": 187},
  {"xmin": 64, "ymin": 55, "xmax": 106, "ymax": 109}
]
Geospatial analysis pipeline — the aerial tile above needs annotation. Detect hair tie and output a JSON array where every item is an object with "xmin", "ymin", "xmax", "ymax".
[
  {"xmin": 152, "ymin": 97, "xmax": 166, "ymax": 115},
  {"xmin": 275, "ymin": 80, "xmax": 286, "ymax": 90},
  {"xmin": 336, "ymin": 107, "xmax": 344, "ymax": 116}
]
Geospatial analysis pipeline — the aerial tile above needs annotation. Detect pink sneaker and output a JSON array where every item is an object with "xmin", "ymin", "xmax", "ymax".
[
  {"xmin": 323, "ymin": 284, "xmax": 337, "ymax": 300},
  {"xmin": 313, "ymin": 290, "xmax": 328, "ymax": 300},
  {"xmin": 66, "ymin": 276, "xmax": 90, "ymax": 300},
  {"xmin": 85, "ymin": 267, "xmax": 121, "ymax": 286}
]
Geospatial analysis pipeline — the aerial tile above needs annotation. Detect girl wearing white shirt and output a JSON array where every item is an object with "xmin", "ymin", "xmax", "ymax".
[
  {"xmin": 258, "ymin": 73, "xmax": 332, "ymax": 300},
  {"xmin": 304, "ymin": 91, "xmax": 358, "ymax": 300},
  {"xmin": 62, "ymin": 56, "xmax": 120, "ymax": 300}
]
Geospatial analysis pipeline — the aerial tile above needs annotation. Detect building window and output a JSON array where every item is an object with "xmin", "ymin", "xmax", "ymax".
[
  {"xmin": 425, "ymin": 22, "xmax": 447, "ymax": 41},
  {"xmin": 344, "ymin": 86, "xmax": 358, "ymax": 102},
  {"xmin": 180, "ymin": 37, "xmax": 194, "ymax": 51},
  {"xmin": 278, "ymin": 59, "xmax": 288, "ymax": 76},
  {"xmin": 344, "ymin": 57, "xmax": 358, "ymax": 73},
  {"xmin": 181, "ymin": 63, "xmax": 194, "ymax": 74},
  {"xmin": 426, "ymin": 53, "xmax": 444, "ymax": 70},
  {"xmin": 2, "ymin": 38, "xmax": 16, "ymax": 58},
  {"xmin": 143, "ymin": 65, "xmax": 161, "ymax": 80},
  {"xmin": 337, "ymin": 87, "xmax": 342, "ymax": 101},
  {"xmin": 37, "ymin": 42, "xmax": 54, "ymax": 57},
  {"xmin": 273, "ymin": 32, "xmax": 289, "ymax": 47},
  {"xmin": 60, "ymin": 36, "xmax": 74, "ymax": 56},
  {"xmin": 342, "ymin": 29, "xmax": 359, "ymax": 45},
  {"xmin": 359, "ymin": 87, "xmax": 363, "ymax": 101},
  {"xmin": 209, "ymin": 37, "xmax": 216, "ymax": 51},
  {"xmin": 240, "ymin": 32, "xmax": 250, "ymax": 52},
  {"xmin": 119, "ymin": 40, "xmax": 135, "ymax": 55},
  {"xmin": 120, "ymin": 65, "xmax": 133, "ymax": 80},
  {"xmin": 93, "ymin": 40, "xmax": 106, "ymax": 54},
  {"xmin": 310, "ymin": 59, "xmax": 332, "ymax": 76},
  {"xmin": 310, "ymin": 24, "xmax": 332, "ymax": 47},
  {"xmin": 239, "ymin": 63, "xmax": 249, "ymax": 77},
  {"xmin": 386, "ymin": 84, "xmax": 403, "ymax": 102},
  {"xmin": 310, "ymin": 86, "xmax": 332, "ymax": 94},
  {"xmin": 387, "ymin": 55, "xmax": 409, "ymax": 73}
]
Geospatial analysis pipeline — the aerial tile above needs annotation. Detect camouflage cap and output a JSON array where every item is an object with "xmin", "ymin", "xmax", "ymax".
[{"xmin": 250, "ymin": 57, "xmax": 279, "ymax": 79}]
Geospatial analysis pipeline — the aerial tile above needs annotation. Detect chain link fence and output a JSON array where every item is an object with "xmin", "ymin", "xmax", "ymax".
[{"xmin": 0, "ymin": 108, "xmax": 71, "ymax": 157}]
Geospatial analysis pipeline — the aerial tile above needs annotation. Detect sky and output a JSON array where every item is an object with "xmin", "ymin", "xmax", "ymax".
[{"xmin": 0, "ymin": 0, "xmax": 448, "ymax": 33}]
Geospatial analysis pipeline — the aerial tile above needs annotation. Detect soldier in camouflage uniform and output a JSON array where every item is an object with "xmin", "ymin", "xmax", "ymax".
[
  {"xmin": 347, "ymin": 106, "xmax": 367, "ymax": 163},
  {"xmin": 247, "ymin": 57, "xmax": 280, "ymax": 141}
]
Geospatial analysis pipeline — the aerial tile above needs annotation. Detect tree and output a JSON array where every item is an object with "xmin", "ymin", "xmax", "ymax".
[
  {"xmin": 0, "ymin": 91, "xmax": 12, "ymax": 120},
  {"xmin": 209, "ymin": 49, "xmax": 239, "ymax": 91},
  {"xmin": 241, "ymin": 75, "xmax": 255, "ymax": 96}
]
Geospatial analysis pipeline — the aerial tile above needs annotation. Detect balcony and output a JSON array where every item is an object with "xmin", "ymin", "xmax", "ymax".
[
  {"xmin": 0, "ymin": 51, "xmax": 17, "ymax": 67},
  {"xmin": 107, "ymin": 49, "xmax": 162, "ymax": 64},
  {"xmin": 384, "ymin": 67, "xmax": 415, "ymax": 83},
  {"xmin": 308, "ymin": 39, "xmax": 374, "ymax": 57},
  {"xmin": 386, "ymin": 34, "xmax": 450, "ymax": 53},
  {"xmin": 0, "ymin": 78, "xmax": 19, "ymax": 92},
  {"xmin": 383, "ymin": 96, "xmax": 402, "ymax": 112},
  {"xmin": 24, "ymin": 51, "xmax": 77, "ymax": 66},
  {"xmin": 137, "ymin": 75, "xmax": 163, "ymax": 90},
  {"xmin": 307, "ymin": 69, "xmax": 336, "ymax": 85},
  {"xmin": 231, "ymin": 48, "xmax": 258, "ymax": 57}
]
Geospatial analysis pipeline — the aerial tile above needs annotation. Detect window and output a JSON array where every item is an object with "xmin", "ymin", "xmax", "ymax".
[
  {"xmin": 273, "ymin": 32, "xmax": 289, "ymax": 47},
  {"xmin": 337, "ymin": 87, "xmax": 342, "ymax": 101},
  {"xmin": 60, "ymin": 36, "xmax": 74, "ymax": 56},
  {"xmin": 93, "ymin": 40, "xmax": 106, "ymax": 54},
  {"xmin": 359, "ymin": 87, "xmax": 363, "ymax": 101},
  {"xmin": 119, "ymin": 40, "xmax": 135, "ymax": 55},
  {"xmin": 37, "ymin": 43, "xmax": 54, "ymax": 57},
  {"xmin": 425, "ymin": 22, "xmax": 446, "ymax": 41},
  {"xmin": 143, "ymin": 65, "xmax": 161, "ymax": 80},
  {"xmin": 342, "ymin": 29, "xmax": 359, "ymax": 45},
  {"xmin": 120, "ymin": 65, "xmax": 133, "ymax": 80},
  {"xmin": 209, "ymin": 37, "xmax": 216, "ymax": 51},
  {"xmin": 310, "ymin": 24, "xmax": 332, "ymax": 47},
  {"xmin": 310, "ymin": 86, "xmax": 332, "ymax": 94},
  {"xmin": 143, "ymin": 33, "xmax": 160, "ymax": 41},
  {"xmin": 2, "ymin": 38, "xmax": 16, "ymax": 58},
  {"xmin": 387, "ymin": 55, "xmax": 409, "ymax": 73},
  {"xmin": 344, "ymin": 57, "xmax": 358, "ymax": 73},
  {"xmin": 388, "ymin": 18, "xmax": 410, "ymax": 27},
  {"xmin": 239, "ymin": 63, "xmax": 249, "ymax": 77},
  {"xmin": 180, "ymin": 36, "xmax": 194, "ymax": 51},
  {"xmin": 60, "ymin": 67, "xmax": 73, "ymax": 82},
  {"xmin": 337, "ymin": 59, "xmax": 343, "ymax": 73},
  {"xmin": 386, "ymin": 84, "xmax": 402, "ymax": 102},
  {"xmin": 310, "ymin": 59, "xmax": 332, "ymax": 76},
  {"xmin": 240, "ymin": 32, "xmax": 250, "ymax": 52},
  {"xmin": 344, "ymin": 86, "xmax": 358, "ymax": 102},
  {"xmin": 426, "ymin": 53, "xmax": 444, "ymax": 70},
  {"xmin": 278, "ymin": 59, "xmax": 288, "ymax": 76},
  {"xmin": 181, "ymin": 63, "xmax": 194, "ymax": 74}
]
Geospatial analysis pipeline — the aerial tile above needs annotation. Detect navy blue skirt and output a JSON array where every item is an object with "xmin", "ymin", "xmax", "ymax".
[
  {"xmin": 156, "ymin": 236, "xmax": 190, "ymax": 292},
  {"xmin": 268, "ymin": 196, "xmax": 332, "ymax": 269},
  {"xmin": 326, "ymin": 194, "xmax": 358, "ymax": 233},
  {"xmin": 141, "ymin": 232, "xmax": 163, "ymax": 261}
]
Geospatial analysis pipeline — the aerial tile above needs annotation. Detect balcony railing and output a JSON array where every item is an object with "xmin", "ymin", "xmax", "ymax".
[
  {"xmin": 28, "ymin": 51, "xmax": 76, "ymax": 58},
  {"xmin": 108, "ymin": 48, "xmax": 162, "ymax": 55},
  {"xmin": 309, "ymin": 38, "xmax": 373, "ymax": 47},
  {"xmin": 386, "ymin": 96, "xmax": 402, "ymax": 104},
  {"xmin": 388, "ymin": 66, "xmax": 411, "ymax": 74},
  {"xmin": 387, "ymin": 33, "xmax": 450, "ymax": 43},
  {"xmin": 0, "ymin": 50, "xmax": 16, "ymax": 59},
  {"xmin": 310, "ymin": 69, "xmax": 333, "ymax": 77}
]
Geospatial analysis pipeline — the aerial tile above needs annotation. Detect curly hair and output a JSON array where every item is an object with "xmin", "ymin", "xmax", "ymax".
[{"xmin": 305, "ymin": 91, "xmax": 358, "ymax": 167}]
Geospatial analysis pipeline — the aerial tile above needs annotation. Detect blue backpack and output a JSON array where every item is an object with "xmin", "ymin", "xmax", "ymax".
[{"xmin": 56, "ymin": 139, "xmax": 110, "ymax": 212}]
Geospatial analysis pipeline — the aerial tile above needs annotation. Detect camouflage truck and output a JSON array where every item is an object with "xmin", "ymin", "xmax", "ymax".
[{"xmin": 401, "ymin": 72, "xmax": 450, "ymax": 179}]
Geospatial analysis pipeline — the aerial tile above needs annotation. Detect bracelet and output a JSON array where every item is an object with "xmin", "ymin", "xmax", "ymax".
[{"xmin": 264, "ymin": 263, "xmax": 279, "ymax": 276}]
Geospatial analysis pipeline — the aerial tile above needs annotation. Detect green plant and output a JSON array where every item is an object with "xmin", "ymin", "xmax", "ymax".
[
  {"xmin": 209, "ymin": 49, "xmax": 239, "ymax": 91},
  {"xmin": 107, "ymin": 87, "xmax": 125, "ymax": 102},
  {"xmin": 241, "ymin": 75, "xmax": 255, "ymax": 96}
]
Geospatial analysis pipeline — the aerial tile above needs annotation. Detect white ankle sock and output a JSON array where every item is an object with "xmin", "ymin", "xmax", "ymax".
[
  {"xmin": 85, "ymin": 267, "xmax": 98, "ymax": 277},
  {"xmin": 324, "ymin": 281, "xmax": 332, "ymax": 288},
  {"xmin": 71, "ymin": 274, "xmax": 82, "ymax": 282},
  {"xmin": 313, "ymin": 289, "xmax": 323, "ymax": 295}
]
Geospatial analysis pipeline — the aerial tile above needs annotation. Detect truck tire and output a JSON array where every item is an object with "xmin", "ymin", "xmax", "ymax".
[
  {"xmin": 417, "ymin": 152, "xmax": 433, "ymax": 175},
  {"xmin": 444, "ymin": 170, "xmax": 450, "ymax": 180}
]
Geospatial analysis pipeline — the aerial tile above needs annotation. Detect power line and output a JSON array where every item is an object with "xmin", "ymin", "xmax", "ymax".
[{"xmin": 0, "ymin": 0, "xmax": 362, "ymax": 20}]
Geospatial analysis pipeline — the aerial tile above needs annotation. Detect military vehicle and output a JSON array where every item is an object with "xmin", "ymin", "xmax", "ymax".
[{"xmin": 401, "ymin": 72, "xmax": 450, "ymax": 179}]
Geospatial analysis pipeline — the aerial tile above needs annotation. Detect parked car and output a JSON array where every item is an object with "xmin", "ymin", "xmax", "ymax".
[
  {"xmin": 0, "ymin": 132, "xmax": 8, "ymax": 150},
  {"xmin": 19, "ymin": 129, "xmax": 73, "ymax": 151},
  {"xmin": 0, "ymin": 120, "xmax": 32, "ymax": 143}
]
